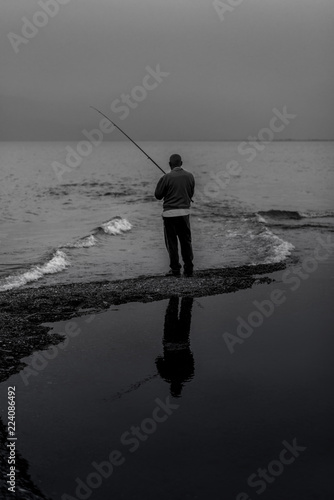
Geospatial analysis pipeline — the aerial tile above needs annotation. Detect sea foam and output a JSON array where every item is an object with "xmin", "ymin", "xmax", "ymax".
[
  {"xmin": 0, "ymin": 250, "xmax": 70, "ymax": 292},
  {"xmin": 100, "ymin": 217, "xmax": 133, "ymax": 235},
  {"xmin": 64, "ymin": 235, "xmax": 98, "ymax": 249},
  {"xmin": 261, "ymin": 228, "xmax": 295, "ymax": 263}
]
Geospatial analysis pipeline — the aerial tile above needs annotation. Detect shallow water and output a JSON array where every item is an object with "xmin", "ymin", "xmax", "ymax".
[{"xmin": 1, "ymin": 259, "xmax": 333, "ymax": 499}]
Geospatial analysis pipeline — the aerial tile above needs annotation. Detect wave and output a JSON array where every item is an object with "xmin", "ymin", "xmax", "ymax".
[
  {"xmin": 0, "ymin": 217, "xmax": 133, "ymax": 292},
  {"xmin": 0, "ymin": 250, "xmax": 70, "ymax": 292},
  {"xmin": 258, "ymin": 210, "xmax": 303, "ymax": 220},
  {"xmin": 258, "ymin": 209, "xmax": 334, "ymax": 221},
  {"xmin": 302, "ymin": 210, "xmax": 334, "ymax": 219},
  {"xmin": 260, "ymin": 228, "xmax": 295, "ymax": 263},
  {"xmin": 257, "ymin": 210, "xmax": 334, "ymax": 232},
  {"xmin": 62, "ymin": 217, "xmax": 132, "ymax": 248},
  {"xmin": 46, "ymin": 184, "xmax": 136, "ymax": 198},
  {"xmin": 260, "ymin": 222, "xmax": 334, "ymax": 231},
  {"xmin": 63, "ymin": 235, "xmax": 98, "ymax": 249},
  {"xmin": 224, "ymin": 220, "xmax": 295, "ymax": 265},
  {"xmin": 98, "ymin": 217, "xmax": 133, "ymax": 235}
]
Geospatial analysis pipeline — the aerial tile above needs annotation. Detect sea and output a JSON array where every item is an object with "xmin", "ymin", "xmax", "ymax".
[{"xmin": 1, "ymin": 141, "xmax": 333, "ymax": 292}]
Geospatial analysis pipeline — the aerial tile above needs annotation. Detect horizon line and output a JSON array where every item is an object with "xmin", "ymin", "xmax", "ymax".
[{"xmin": 1, "ymin": 139, "xmax": 333, "ymax": 142}]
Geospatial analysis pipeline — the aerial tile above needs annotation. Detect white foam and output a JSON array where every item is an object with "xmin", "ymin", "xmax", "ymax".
[
  {"xmin": 101, "ymin": 218, "xmax": 133, "ymax": 235},
  {"xmin": 261, "ymin": 229, "xmax": 295, "ymax": 263},
  {"xmin": 256, "ymin": 214, "xmax": 267, "ymax": 223},
  {"xmin": 226, "ymin": 230, "xmax": 240, "ymax": 238},
  {"xmin": 305, "ymin": 210, "xmax": 334, "ymax": 219},
  {"xmin": 0, "ymin": 250, "xmax": 70, "ymax": 292},
  {"xmin": 65, "ymin": 235, "xmax": 97, "ymax": 248}
]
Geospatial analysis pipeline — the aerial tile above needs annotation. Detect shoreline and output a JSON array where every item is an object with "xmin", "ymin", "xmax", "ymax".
[{"xmin": 0, "ymin": 262, "xmax": 285, "ymax": 384}]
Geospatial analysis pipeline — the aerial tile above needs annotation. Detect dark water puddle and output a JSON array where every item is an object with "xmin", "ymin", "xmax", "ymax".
[{"xmin": 0, "ymin": 273, "xmax": 334, "ymax": 499}]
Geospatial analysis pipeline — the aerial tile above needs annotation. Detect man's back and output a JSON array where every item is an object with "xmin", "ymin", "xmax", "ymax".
[{"xmin": 155, "ymin": 167, "xmax": 195, "ymax": 212}]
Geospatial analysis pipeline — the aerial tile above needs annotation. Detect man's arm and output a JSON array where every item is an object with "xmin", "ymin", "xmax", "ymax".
[{"xmin": 155, "ymin": 175, "xmax": 167, "ymax": 200}]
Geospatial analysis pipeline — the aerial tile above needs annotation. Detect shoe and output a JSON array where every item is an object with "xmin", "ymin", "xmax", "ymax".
[
  {"xmin": 183, "ymin": 272, "xmax": 193, "ymax": 277},
  {"xmin": 165, "ymin": 270, "xmax": 181, "ymax": 277}
]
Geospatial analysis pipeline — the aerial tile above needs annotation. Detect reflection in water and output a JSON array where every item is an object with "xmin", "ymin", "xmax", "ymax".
[{"xmin": 156, "ymin": 297, "xmax": 195, "ymax": 398}]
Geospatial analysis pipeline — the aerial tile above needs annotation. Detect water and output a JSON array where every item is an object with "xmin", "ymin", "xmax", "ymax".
[
  {"xmin": 1, "ymin": 141, "xmax": 333, "ymax": 291},
  {"xmin": 1, "ymin": 271, "xmax": 333, "ymax": 499}
]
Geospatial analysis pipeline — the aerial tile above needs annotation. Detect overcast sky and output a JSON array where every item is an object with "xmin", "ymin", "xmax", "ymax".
[{"xmin": 1, "ymin": 0, "xmax": 333, "ymax": 140}]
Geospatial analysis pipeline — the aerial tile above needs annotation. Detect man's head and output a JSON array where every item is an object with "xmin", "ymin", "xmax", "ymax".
[{"xmin": 169, "ymin": 154, "xmax": 182, "ymax": 169}]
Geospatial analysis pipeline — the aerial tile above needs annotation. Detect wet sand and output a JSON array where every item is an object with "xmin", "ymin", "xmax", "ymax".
[{"xmin": 0, "ymin": 260, "xmax": 333, "ymax": 499}]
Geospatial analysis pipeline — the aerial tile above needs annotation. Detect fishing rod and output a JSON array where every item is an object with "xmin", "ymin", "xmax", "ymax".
[{"xmin": 90, "ymin": 106, "xmax": 166, "ymax": 175}]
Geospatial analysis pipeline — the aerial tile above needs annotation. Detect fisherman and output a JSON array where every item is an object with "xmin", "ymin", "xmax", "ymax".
[{"xmin": 155, "ymin": 154, "xmax": 195, "ymax": 277}]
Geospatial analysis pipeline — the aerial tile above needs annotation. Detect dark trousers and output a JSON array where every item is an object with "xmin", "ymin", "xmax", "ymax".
[{"xmin": 163, "ymin": 215, "xmax": 193, "ymax": 273}]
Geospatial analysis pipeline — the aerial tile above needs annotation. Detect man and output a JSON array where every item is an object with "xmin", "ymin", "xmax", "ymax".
[{"xmin": 155, "ymin": 154, "xmax": 195, "ymax": 277}]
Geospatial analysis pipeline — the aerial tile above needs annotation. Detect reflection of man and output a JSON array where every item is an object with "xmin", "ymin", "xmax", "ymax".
[
  {"xmin": 154, "ymin": 154, "xmax": 195, "ymax": 277},
  {"xmin": 156, "ymin": 296, "xmax": 195, "ymax": 398}
]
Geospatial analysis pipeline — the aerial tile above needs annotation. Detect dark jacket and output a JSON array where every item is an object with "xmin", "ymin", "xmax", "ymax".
[{"xmin": 154, "ymin": 167, "xmax": 195, "ymax": 211}]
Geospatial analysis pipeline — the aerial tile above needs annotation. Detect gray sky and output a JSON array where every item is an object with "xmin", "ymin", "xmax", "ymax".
[{"xmin": 1, "ymin": 0, "xmax": 333, "ymax": 140}]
